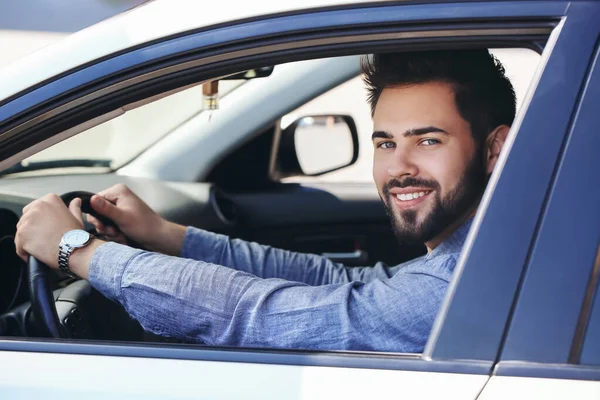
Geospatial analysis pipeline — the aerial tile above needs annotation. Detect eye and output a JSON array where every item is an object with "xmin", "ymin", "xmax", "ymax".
[
  {"xmin": 420, "ymin": 138, "xmax": 440, "ymax": 146},
  {"xmin": 377, "ymin": 141, "xmax": 395, "ymax": 149}
]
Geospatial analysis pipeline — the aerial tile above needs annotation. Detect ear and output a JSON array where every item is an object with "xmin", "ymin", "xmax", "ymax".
[{"xmin": 485, "ymin": 125, "xmax": 510, "ymax": 175}]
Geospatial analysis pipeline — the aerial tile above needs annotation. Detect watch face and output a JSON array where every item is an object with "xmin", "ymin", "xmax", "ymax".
[{"xmin": 63, "ymin": 229, "xmax": 91, "ymax": 247}]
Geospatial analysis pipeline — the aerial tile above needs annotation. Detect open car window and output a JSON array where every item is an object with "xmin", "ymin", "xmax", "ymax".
[{"xmin": 0, "ymin": 45, "xmax": 542, "ymax": 355}]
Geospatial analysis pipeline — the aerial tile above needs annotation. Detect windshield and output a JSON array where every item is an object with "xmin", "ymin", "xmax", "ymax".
[{"xmin": 19, "ymin": 79, "xmax": 245, "ymax": 170}]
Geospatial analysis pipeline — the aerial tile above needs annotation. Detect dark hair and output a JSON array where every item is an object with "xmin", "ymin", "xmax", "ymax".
[{"xmin": 362, "ymin": 49, "xmax": 516, "ymax": 144}]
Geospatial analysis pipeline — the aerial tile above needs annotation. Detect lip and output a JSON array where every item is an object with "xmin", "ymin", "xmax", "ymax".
[{"xmin": 390, "ymin": 189, "xmax": 432, "ymax": 210}]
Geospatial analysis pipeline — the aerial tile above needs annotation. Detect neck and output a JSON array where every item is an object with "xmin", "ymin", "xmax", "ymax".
[{"xmin": 424, "ymin": 205, "xmax": 478, "ymax": 253}]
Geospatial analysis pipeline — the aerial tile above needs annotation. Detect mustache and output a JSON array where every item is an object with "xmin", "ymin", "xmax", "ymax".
[{"xmin": 382, "ymin": 177, "xmax": 440, "ymax": 197}]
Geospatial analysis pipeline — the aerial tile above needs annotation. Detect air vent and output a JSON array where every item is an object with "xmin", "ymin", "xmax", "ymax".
[{"xmin": 211, "ymin": 188, "xmax": 238, "ymax": 225}]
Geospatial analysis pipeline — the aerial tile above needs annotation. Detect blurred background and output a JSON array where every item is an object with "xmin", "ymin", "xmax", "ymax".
[{"xmin": 0, "ymin": 0, "xmax": 149, "ymax": 67}]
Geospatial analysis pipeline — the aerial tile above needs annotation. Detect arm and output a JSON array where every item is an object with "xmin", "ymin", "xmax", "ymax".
[
  {"xmin": 88, "ymin": 242, "xmax": 449, "ymax": 352},
  {"xmin": 182, "ymin": 226, "xmax": 400, "ymax": 284},
  {"xmin": 13, "ymin": 195, "xmax": 447, "ymax": 353},
  {"xmin": 86, "ymin": 184, "xmax": 396, "ymax": 285}
]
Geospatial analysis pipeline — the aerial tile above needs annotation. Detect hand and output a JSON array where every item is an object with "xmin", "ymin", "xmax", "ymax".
[
  {"xmin": 15, "ymin": 194, "xmax": 85, "ymax": 268},
  {"xmin": 86, "ymin": 184, "xmax": 185, "ymax": 255}
]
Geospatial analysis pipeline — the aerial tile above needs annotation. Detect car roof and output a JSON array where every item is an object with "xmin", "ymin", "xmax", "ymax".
[{"xmin": 0, "ymin": 0, "xmax": 380, "ymax": 103}]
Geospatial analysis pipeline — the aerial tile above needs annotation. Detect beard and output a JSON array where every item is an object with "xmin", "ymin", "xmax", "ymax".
[{"xmin": 381, "ymin": 148, "xmax": 488, "ymax": 244}]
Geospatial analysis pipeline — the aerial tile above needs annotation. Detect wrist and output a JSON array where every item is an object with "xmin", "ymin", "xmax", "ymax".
[
  {"xmin": 146, "ymin": 220, "xmax": 187, "ymax": 256},
  {"xmin": 68, "ymin": 238, "xmax": 105, "ymax": 280}
]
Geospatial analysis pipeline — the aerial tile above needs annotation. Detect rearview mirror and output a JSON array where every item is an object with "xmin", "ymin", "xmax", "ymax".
[{"xmin": 273, "ymin": 115, "xmax": 359, "ymax": 179}]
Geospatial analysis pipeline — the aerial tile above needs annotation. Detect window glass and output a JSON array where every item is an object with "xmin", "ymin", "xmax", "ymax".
[{"xmin": 17, "ymin": 79, "xmax": 245, "ymax": 169}]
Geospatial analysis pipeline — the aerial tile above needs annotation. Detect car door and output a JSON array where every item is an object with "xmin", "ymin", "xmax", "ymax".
[
  {"xmin": 478, "ymin": 21, "xmax": 600, "ymax": 398},
  {"xmin": 0, "ymin": 1, "xmax": 598, "ymax": 399}
]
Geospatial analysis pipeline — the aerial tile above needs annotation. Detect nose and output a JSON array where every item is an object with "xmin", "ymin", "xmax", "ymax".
[{"xmin": 387, "ymin": 146, "xmax": 418, "ymax": 178}]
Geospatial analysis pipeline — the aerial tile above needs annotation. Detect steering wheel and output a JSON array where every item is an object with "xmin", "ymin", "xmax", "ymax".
[{"xmin": 27, "ymin": 191, "xmax": 115, "ymax": 338}]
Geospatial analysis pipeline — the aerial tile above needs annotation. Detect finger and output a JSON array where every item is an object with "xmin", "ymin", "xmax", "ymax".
[
  {"xmin": 43, "ymin": 193, "xmax": 61, "ymax": 204},
  {"xmin": 97, "ymin": 184, "xmax": 129, "ymax": 203},
  {"xmin": 102, "ymin": 232, "xmax": 122, "ymax": 239},
  {"xmin": 104, "ymin": 233, "xmax": 128, "ymax": 245},
  {"xmin": 16, "ymin": 247, "xmax": 28, "ymax": 263},
  {"xmin": 22, "ymin": 199, "xmax": 38, "ymax": 215},
  {"xmin": 69, "ymin": 198, "xmax": 84, "ymax": 226},
  {"xmin": 85, "ymin": 214, "xmax": 106, "ymax": 232},
  {"xmin": 91, "ymin": 195, "xmax": 123, "ymax": 222},
  {"xmin": 14, "ymin": 236, "xmax": 28, "ymax": 262},
  {"xmin": 95, "ymin": 190, "xmax": 118, "ymax": 203},
  {"xmin": 16, "ymin": 215, "xmax": 24, "ymax": 229},
  {"xmin": 103, "ymin": 226, "xmax": 115, "ymax": 236}
]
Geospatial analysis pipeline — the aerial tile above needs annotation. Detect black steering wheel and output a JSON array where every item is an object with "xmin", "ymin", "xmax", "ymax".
[{"xmin": 27, "ymin": 191, "xmax": 115, "ymax": 338}]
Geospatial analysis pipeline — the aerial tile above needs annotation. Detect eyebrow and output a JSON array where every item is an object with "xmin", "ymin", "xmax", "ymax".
[
  {"xmin": 371, "ymin": 131, "xmax": 393, "ymax": 140},
  {"xmin": 371, "ymin": 126, "xmax": 449, "ymax": 141}
]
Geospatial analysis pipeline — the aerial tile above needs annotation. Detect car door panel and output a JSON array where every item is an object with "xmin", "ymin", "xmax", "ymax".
[
  {"xmin": 0, "ymin": 346, "xmax": 490, "ymax": 400},
  {"xmin": 479, "ymin": 375, "xmax": 600, "ymax": 400},
  {"xmin": 498, "ymin": 15, "xmax": 600, "ymax": 364},
  {"xmin": 478, "ymin": 3, "xmax": 600, "ymax": 397}
]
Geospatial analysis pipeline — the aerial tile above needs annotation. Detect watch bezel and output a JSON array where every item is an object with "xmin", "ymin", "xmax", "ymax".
[{"xmin": 62, "ymin": 229, "xmax": 92, "ymax": 249}]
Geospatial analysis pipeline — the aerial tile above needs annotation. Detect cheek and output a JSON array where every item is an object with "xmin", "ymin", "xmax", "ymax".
[
  {"xmin": 372, "ymin": 155, "xmax": 388, "ymax": 190},
  {"xmin": 423, "ymin": 151, "xmax": 469, "ymax": 196}
]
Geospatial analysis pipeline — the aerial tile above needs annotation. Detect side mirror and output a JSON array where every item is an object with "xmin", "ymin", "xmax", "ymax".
[{"xmin": 273, "ymin": 115, "xmax": 359, "ymax": 179}]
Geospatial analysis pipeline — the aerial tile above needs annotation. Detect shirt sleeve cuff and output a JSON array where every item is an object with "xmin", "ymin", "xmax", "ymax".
[
  {"xmin": 88, "ymin": 241, "xmax": 144, "ymax": 302},
  {"xmin": 180, "ymin": 226, "xmax": 229, "ymax": 264}
]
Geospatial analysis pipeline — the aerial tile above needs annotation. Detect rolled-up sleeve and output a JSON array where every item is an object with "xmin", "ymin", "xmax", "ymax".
[{"xmin": 89, "ymin": 242, "xmax": 449, "ymax": 352}]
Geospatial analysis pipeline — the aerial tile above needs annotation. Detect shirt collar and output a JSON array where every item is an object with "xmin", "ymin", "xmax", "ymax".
[{"xmin": 426, "ymin": 218, "xmax": 474, "ymax": 259}]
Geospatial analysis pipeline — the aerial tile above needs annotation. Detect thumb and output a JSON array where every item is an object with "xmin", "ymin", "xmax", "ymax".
[
  {"xmin": 69, "ymin": 198, "xmax": 84, "ymax": 226},
  {"xmin": 91, "ymin": 195, "xmax": 123, "ymax": 223}
]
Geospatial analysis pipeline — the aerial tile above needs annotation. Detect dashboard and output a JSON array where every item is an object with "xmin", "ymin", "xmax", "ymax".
[
  {"xmin": 0, "ymin": 173, "xmax": 237, "ymax": 330},
  {"xmin": 0, "ymin": 208, "xmax": 26, "ymax": 314}
]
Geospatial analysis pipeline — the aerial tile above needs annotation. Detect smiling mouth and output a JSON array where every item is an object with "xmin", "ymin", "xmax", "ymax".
[
  {"xmin": 391, "ymin": 190, "xmax": 432, "ymax": 209},
  {"xmin": 395, "ymin": 190, "xmax": 431, "ymax": 202}
]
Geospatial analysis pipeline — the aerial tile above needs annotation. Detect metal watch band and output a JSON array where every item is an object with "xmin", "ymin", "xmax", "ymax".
[{"xmin": 58, "ymin": 242, "xmax": 76, "ymax": 277}]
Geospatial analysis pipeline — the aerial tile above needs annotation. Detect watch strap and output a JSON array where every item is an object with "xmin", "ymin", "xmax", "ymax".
[{"xmin": 58, "ymin": 241, "xmax": 76, "ymax": 277}]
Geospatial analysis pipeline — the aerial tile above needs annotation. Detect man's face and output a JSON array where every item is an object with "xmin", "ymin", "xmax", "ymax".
[{"xmin": 372, "ymin": 82, "xmax": 488, "ymax": 244}]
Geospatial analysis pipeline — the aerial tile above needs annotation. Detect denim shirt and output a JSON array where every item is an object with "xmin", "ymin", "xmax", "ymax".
[{"xmin": 89, "ymin": 220, "xmax": 472, "ymax": 353}]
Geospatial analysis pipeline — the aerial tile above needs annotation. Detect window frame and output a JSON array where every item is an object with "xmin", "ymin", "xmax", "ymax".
[{"xmin": 493, "ymin": 11, "xmax": 600, "ymax": 373}]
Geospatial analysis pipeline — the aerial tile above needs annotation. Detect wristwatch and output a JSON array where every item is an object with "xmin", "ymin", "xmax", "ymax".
[{"xmin": 58, "ymin": 229, "xmax": 93, "ymax": 277}]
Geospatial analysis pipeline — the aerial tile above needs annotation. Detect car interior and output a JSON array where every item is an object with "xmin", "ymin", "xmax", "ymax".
[{"xmin": 0, "ymin": 46, "xmax": 540, "ymax": 348}]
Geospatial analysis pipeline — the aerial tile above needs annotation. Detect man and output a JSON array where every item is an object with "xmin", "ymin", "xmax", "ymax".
[{"xmin": 15, "ymin": 49, "xmax": 515, "ymax": 352}]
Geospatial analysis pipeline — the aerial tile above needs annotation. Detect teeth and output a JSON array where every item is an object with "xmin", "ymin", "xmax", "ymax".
[{"xmin": 396, "ymin": 191, "xmax": 429, "ymax": 202}]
